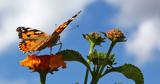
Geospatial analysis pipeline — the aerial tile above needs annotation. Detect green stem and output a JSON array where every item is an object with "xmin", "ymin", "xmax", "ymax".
[
  {"xmin": 89, "ymin": 43, "xmax": 95, "ymax": 55},
  {"xmin": 39, "ymin": 72, "xmax": 47, "ymax": 84},
  {"xmin": 84, "ymin": 43, "xmax": 95, "ymax": 84},
  {"xmin": 99, "ymin": 42, "xmax": 116, "ymax": 74},
  {"xmin": 91, "ymin": 76, "xmax": 99, "ymax": 84},
  {"xmin": 90, "ymin": 68, "xmax": 100, "ymax": 84},
  {"xmin": 107, "ymin": 42, "xmax": 116, "ymax": 58},
  {"xmin": 84, "ymin": 69, "xmax": 89, "ymax": 84},
  {"xmin": 100, "ymin": 68, "xmax": 115, "ymax": 78}
]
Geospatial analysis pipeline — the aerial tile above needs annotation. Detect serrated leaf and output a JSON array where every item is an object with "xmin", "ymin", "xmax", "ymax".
[
  {"xmin": 56, "ymin": 50, "xmax": 84, "ymax": 62},
  {"xmin": 56, "ymin": 50, "xmax": 90, "ymax": 71},
  {"xmin": 111, "ymin": 64, "xmax": 144, "ymax": 84}
]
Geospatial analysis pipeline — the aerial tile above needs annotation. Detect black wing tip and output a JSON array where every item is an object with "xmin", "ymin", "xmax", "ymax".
[
  {"xmin": 72, "ymin": 10, "xmax": 82, "ymax": 18},
  {"xmin": 77, "ymin": 10, "xmax": 82, "ymax": 15}
]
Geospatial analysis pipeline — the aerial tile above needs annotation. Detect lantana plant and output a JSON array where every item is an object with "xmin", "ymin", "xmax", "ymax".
[
  {"xmin": 58, "ymin": 28, "xmax": 143, "ymax": 84},
  {"xmin": 20, "ymin": 28, "xmax": 144, "ymax": 84}
]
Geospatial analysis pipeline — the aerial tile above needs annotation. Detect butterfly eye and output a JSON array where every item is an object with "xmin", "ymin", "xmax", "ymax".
[
  {"xmin": 16, "ymin": 27, "xmax": 25, "ymax": 32},
  {"xmin": 16, "ymin": 27, "xmax": 21, "ymax": 32}
]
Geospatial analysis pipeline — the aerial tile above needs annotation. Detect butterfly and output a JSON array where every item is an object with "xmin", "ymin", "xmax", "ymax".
[{"xmin": 16, "ymin": 11, "xmax": 81, "ymax": 53}]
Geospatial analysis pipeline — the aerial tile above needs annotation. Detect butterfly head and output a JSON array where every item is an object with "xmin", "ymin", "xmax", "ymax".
[
  {"xmin": 17, "ymin": 27, "xmax": 28, "ymax": 33},
  {"xmin": 16, "ymin": 27, "xmax": 25, "ymax": 39}
]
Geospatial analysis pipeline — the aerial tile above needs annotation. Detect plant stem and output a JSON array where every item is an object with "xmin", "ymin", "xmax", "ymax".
[
  {"xmin": 90, "ymin": 71, "xmax": 100, "ymax": 84},
  {"xmin": 84, "ymin": 69, "xmax": 89, "ymax": 84},
  {"xmin": 99, "ymin": 42, "xmax": 116, "ymax": 73},
  {"xmin": 91, "ymin": 77, "xmax": 99, "ymax": 84},
  {"xmin": 84, "ymin": 43, "xmax": 95, "ymax": 84},
  {"xmin": 39, "ymin": 72, "xmax": 47, "ymax": 84},
  {"xmin": 89, "ymin": 42, "xmax": 116, "ymax": 84},
  {"xmin": 107, "ymin": 42, "xmax": 116, "ymax": 56},
  {"xmin": 89, "ymin": 43, "xmax": 95, "ymax": 55},
  {"xmin": 100, "ymin": 67, "xmax": 115, "ymax": 78}
]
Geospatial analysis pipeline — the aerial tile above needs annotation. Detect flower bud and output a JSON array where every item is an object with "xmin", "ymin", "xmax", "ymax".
[
  {"xmin": 82, "ymin": 32, "xmax": 105, "ymax": 46},
  {"xmin": 106, "ymin": 28, "xmax": 126, "ymax": 42}
]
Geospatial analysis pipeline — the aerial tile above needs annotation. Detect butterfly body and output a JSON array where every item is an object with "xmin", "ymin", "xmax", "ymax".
[{"xmin": 17, "ymin": 11, "xmax": 81, "ymax": 53}]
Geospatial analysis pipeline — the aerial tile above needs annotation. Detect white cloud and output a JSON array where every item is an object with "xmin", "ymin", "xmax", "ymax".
[
  {"xmin": 106, "ymin": 0, "xmax": 160, "ymax": 65},
  {"xmin": 126, "ymin": 17, "xmax": 160, "ymax": 65},
  {"xmin": 0, "ymin": 0, "xmax": 92, "ymax": 53},
  {"xmin": 106, "ymin": 0, "xmax": 160, "ymax": 27}
]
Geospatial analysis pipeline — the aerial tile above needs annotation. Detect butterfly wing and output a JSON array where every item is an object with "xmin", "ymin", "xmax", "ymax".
[
  {"xmin": 52, "ymin": 11, "xmax": 81, "ymax": 36},
  {"xmin": 17, "ymin": 27, "xmax": 50, "ymax": 53},
  {"xmin": 46, "ymin": 11, "xmax": 81, "ymax": 47}
]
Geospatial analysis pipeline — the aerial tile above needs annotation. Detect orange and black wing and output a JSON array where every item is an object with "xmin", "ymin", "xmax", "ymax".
[
  {"xmin": 51, "ymin": 11, "xmax": 81, "ymax": 36},
  {"xmin": 16, "ymin": 27, "xmax": 50, "ymax": 53}
]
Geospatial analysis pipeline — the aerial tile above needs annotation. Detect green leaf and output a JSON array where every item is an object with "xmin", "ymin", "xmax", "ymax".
[
  {"xmin": 56, "ymin": 50, "xmax": 92, "ymax": 74},
  {"xmin": 56, "ymin": 50, "xmax": 84, "ymax": 63},
  {"xmin": 110, "ymin": 64, "xmax": 144, "ymax": 84}
]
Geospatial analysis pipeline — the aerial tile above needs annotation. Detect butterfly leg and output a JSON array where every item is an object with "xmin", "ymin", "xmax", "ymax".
[
  {"xmin": 50, "ymin": 47, "xmax": 53, "ymax": 55},
  {"xmin": 58, "ymin": 42, "xmax": 62, "ymax": 52},
  {"xmin": 27, "ymin": 52, "xmax": 32, "ymax": 55},
  {"xmin": 36, "ymin": 51, "xmax": 40, "ymax": 55},
  {"xmin": 57, "ymin": 40, "xmax": 62, "ymax": 52},
  {"xmin": 49, "ymin": 40, "xmax": 62, "ymax": 54}
]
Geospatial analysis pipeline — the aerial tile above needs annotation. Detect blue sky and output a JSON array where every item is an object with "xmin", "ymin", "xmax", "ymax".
[{"xmin": 0, "ymin": 0, "xmax": 160, "ymax": 84}]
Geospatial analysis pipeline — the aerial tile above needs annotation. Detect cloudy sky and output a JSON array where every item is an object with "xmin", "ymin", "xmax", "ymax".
[{"xmin": 0, "ymin": 0, "xmax": 160, "ymax": 84}]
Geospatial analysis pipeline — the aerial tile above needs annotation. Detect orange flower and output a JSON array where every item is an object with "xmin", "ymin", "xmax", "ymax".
[
  {"xmin": 20, "ymin": 54, "xmax": 66, "ymax": 73},
  {"xmin": 106, "ymin": 28, "xmax": 126, "ymax": 42}
]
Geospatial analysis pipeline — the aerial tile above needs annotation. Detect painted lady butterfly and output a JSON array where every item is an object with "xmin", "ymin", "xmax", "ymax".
[{"xmin": 17, "ymin": 11, "xmax": 81, "ymax": 53}]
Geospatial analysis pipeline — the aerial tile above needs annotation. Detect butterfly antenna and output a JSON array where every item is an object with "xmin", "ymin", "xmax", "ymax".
[{"xmin": 57, "ymin": 40, "xmax": 62, "ymax": 52}]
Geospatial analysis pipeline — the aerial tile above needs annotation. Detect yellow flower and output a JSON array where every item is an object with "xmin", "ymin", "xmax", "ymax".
[{"xmin": 20, "ymin": 54, "xmax": 66, "ymax": 73}]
